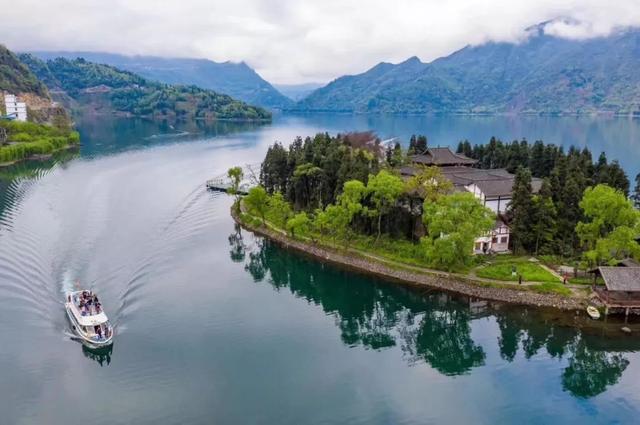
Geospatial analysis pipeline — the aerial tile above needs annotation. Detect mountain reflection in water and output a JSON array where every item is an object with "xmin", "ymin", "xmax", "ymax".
[{"xmin": 231, "ymin": 225, "xmax": 632, "ymax": 398}]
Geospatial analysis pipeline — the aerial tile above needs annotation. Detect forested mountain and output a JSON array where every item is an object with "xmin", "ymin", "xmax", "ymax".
[
  {"xmin": 28, "ymin": 52, "xmax": 292, "ymax": 109},
  {"xmin": 0, "ymin": 44, "xmax": 70, "ymax": 125},
  {"xmin": 0, "ymin": 45, "xmax": 48, "ymax": 98},
  {"xmin": 19, "ymin": 54, "xmax": 271, "ymax": 121},
  {"xmin": 296, "ymin": 27, "xmax": 640, "ymax": 115}
]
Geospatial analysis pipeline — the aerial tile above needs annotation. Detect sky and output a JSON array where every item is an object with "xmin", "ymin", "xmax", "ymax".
[{"xmin": 1, "ymin": 0, "xmax": 640, "ymax": 84}]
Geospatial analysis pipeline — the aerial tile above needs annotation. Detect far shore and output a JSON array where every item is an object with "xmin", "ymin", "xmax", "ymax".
[{"xmin": 232, "ymin": 206, "xmax": 594, "ymax": 314}]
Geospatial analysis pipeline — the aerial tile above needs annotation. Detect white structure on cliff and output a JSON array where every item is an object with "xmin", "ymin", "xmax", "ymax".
[{"xmin": 4, "ymin": 94, "xmax": 28, "ymax": 122}]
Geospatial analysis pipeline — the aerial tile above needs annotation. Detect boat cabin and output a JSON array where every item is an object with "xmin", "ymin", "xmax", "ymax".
[{"xmin": 67, "ymin": 291, "xmax": 112, "ymax": 341}]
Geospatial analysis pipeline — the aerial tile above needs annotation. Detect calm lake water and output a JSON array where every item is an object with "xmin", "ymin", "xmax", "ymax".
[{"xmin": 1, "ymin": 113, "xmax": 640, "ymax": 425}]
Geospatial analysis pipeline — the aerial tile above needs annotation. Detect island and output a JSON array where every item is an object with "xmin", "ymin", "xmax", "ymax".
[{"xmin": 226, "ymin": 132, "xmax": 640, "ymax": 316}]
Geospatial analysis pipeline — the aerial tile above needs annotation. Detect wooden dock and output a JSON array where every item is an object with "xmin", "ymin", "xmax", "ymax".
[
  {"xmin": 206, "ymin": 179, "xmax": 252, "ymax": 195},
  {"xmin": 206, "ymin": 163, "xmax": 260, "ymax": 195}
]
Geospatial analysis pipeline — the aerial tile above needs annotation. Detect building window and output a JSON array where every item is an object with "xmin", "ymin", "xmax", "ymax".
[
  {"xmin": 500, "ymin": 236, "xmax": 508, "ymax": 243},
  {"xmin": 492, "ymin": 237, "xmax": 498, "ymax": 243}
]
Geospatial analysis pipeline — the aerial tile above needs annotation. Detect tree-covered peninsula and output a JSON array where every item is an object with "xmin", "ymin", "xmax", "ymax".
[
  {"xmin": 231, "ymin": 132, "xmax": 640, "ymax": 299},
  {"xmin": 19, "ymin": 54, "xmax": 271, "ymax": 121}
]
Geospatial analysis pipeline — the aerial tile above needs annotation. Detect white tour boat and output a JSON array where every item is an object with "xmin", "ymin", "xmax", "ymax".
[{"xmin": 65, "ymin": 290, "xmax": 114, "ymax": 346}]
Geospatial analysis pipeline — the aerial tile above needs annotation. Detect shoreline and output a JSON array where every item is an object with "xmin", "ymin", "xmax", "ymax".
[
  {"xmin": 232, "ymin": 208, "xmax": 589, "ymax": 313},
  {"xmin": 0, "ymin": 144, "xmax": 78, "ymax": 168}
]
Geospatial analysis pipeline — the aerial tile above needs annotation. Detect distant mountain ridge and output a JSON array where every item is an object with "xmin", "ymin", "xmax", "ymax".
[
  {"xmin": 295, "ymin": 27, "xmax": 640, "ymax": 115},
  {"xmin": 28, "ymin": 52, "xmax": 293, "ymax": 110},
  {"xmin": 274, "ymin": 83, "xmax": 324, "ymax": 102}
]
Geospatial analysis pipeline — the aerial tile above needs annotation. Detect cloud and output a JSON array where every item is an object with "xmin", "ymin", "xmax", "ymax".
[{"xmin": 1, "ymin": 0, "xmax": 639, "ymax": 84}]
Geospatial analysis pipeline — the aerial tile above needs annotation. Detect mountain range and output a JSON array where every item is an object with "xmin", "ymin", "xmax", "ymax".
[
  {"xmin": 28, "ymin": 52, "xmax": 293, "ymax": 110},
  {"xmin": 23, "ymin": 25, "xmax": 640, "ymax": 115},
  {"xmin": 295, "ymin": 26, "xmax": 640, "ymax": 115}
]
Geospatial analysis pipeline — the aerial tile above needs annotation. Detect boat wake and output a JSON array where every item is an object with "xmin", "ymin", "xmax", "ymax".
[{"xmin": 0, "ymin": 156, "xmax": 225, "ymax": 338}]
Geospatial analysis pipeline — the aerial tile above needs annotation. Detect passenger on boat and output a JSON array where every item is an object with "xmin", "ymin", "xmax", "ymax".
[
  {"xmin": 95, "ymin": 325, "xmax": 103, "ymax": 340},
  {"xmin": 95, "ymin": 302, "xmax": 101, "ymax": 313}
]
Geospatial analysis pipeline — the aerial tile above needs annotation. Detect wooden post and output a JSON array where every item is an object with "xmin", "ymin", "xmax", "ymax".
[{"xmin": 625, "ymin": 308, "xmax": 629, "ymax": 324}]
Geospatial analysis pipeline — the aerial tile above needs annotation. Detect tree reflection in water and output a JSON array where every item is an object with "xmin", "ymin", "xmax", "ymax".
[
  {"xmin": 228, "ymin": 224, "xmax": 246, "ymax": 263},
  {"xmin": 233, "ymin": 230, "xmax": 632, "ymax": 397}
]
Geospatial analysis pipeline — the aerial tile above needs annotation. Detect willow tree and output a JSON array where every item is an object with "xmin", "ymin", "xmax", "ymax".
[
  {"xmin": 421, "ymin": 192, "xmax": 495, "ymax": 271},
  {"xmin": 366, "ymin": 170, "xmax": 405, "ymax": 241},
  {"xmin": 576, "ymin": 184, "xmax": 640, "ymax": 266},
  {"xmin": 405, "ymin": 165, "xmax": 453, "ymax": 202},
  {"xmin": 227, "ymin": 166, "xmax": 244, "ymax": 212}
]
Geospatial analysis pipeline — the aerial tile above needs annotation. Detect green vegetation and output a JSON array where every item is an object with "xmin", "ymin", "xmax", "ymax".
[
  {"xmin": 529, "ymin": 282, "xmax": 573, "ymax": 296},
  {"xmin": 576, "ymin": 185, "xmax": 640, "ymax": 267},
  {"xmin": 476, "ymin": 260, "xmax": 559, "ymax": 283},
  {"xmin": 460, "ymin": 138, "xmax": 633, "ymax": 258},
  {"xmin": 0, "ymin": 120, "xmax": 79, "ymax": 164},
  {"xmin": 19, "ymin": 55, "xmax": 271, "ymax": 121},
  {"xmin": 0, "ymin": 45, "xmax": 48, "ymax": 98},
  {"xmin": 231, "ymin": 131, "xmax": 638, "ymax": 300},
  {"xmin": 245, "ymin": 132, "xmax": 496, "ymax": 272},
  {"xmin": 227, "ymin": 166, "xmax": 244, "ymax": 212},
  {"xmin": 295, "ymin": 29, "xmax": 640, "ymax": 114},
  {"xmin": 421, "ymin": 192, "xmax": 494, "ymax": 271}
]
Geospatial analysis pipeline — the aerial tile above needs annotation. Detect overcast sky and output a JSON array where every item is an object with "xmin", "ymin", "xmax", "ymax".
[{"xmin": 1, "ymin": 0, "xmax": 640, "ymax": 84}]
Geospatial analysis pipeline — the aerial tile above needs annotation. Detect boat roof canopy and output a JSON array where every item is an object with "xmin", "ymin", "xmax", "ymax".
[{"xmin": 75, "ymin": 311, "xmax": 109, "ymax": 326}]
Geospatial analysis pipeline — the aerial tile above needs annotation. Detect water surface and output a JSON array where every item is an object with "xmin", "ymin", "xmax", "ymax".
[{"xmin": 1, "ymin": 113, "xmax": 639, "ymax": 424}]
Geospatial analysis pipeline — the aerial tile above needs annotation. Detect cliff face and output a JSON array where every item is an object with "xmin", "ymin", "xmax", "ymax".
[{"xmin": 0, "ymin": 44, "xmax": 70, "ymax": 126}]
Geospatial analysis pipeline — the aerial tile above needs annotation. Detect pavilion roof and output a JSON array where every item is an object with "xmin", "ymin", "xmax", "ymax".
[{"xmin": 597, "ymin": 267, "xmax": 640, "ymax": 292}]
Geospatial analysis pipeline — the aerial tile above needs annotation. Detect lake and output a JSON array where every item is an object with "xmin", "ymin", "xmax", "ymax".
[{"xmin": 1, "ymin": 113, "xmax": 640, "ymax": 425}]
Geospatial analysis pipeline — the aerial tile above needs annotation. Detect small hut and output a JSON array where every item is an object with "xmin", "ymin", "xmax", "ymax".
[{"xmin": 592, "ymin": 266, "xmax": 640, "ymax": 317}]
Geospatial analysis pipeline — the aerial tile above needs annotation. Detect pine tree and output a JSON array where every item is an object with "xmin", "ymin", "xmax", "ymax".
[
  {"xmin": 509, "ymin": 167, "xmax": 535, "ymax": 253},
  {"xmin": 633, "ymin": 173, "xmax": 640, "ymax": 209},
  {"xmin": 531, "ymin": 178, "xmax": 557, "ymax": 254}
]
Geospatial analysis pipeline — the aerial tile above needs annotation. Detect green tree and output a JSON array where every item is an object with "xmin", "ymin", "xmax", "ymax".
[
  {"xmin": 244, "ymin": 186, "xmax": 270, "ymax": 225},
  {"xmin": 286, "ymin": 212, "xmax": 311, "ymax": 239},
  {"xmin": 405, "ymin": 165, "xmax": 453, "ymax": 202},
  {"xmin": 633, "ymin": 172, "xmax": 640, "ymax": 209},
  {"xmin": 366, "ymin": 170, "xmax": 405, "ymax": 241},
  {"xmin": 227, "ymin": 166, "xmax": 244, "ymax": 212},
  {"xmin": 576, "ymin": 184, "xmax": 640, "ymax": 265},
  {"xmin": 508, "ymin": 167, "xmax": 535, "ymax": 253},
  {"xmin": 530, "ymin": 178, "xmax": 557, "ymax": 254},
  {"xmin": 386, "ymin": 142, "xmax": 404, "ymax": 167},
  {"xmin": 266, "ymin": 192, "xmax": 292, "ymax": 228},
  {"xmin": 292, "ymin": 163, "xmax": 325, "ymax": 210},
  {"xmin": 421, "ymin": 192, "xmax": 495, "ymax": 271}
]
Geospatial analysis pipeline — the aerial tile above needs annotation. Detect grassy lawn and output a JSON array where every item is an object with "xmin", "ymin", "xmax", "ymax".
[
  {"xmin": 569, "ymin": 276, "xmax": 604, "ymax": 286},
  {"xmin": 476, "ymin": 261, "xmax": 559, "ymax": 283},
  {"xmin": 529, "ymin": 282, "xmax": 573, "ymax": 296}
]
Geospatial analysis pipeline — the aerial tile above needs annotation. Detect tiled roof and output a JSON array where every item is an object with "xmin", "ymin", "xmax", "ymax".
[
  {"xmin": 598, "ymin": 267, "xmax": 640, "ymax": 291},
  {"xmin": 400, "ymin": 163, "xmax": 542, "ymax": 199},
  {"xmin": 410, "ymin": 147, "xmax": 478, "ymax": 166}
]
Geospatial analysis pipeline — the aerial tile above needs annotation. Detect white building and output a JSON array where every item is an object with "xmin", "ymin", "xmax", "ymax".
[
  {"xmin": 4, "ymin": 94, "xmax": 28, "ymax": 122},
  {"xmin": 402, "ymin": 147, "xmax": 542, "ymax": 254}
]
